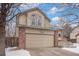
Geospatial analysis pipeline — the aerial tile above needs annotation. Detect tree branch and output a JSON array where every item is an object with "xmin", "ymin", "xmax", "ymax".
[{"xmin": 6, "ymin": 7, "xmax": 21, "ymax": 22}]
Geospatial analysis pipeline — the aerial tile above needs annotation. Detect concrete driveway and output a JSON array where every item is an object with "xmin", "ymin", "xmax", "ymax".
[{"xmin": 26, "ymin": 48, "xmax": 79, "ymax": 56}]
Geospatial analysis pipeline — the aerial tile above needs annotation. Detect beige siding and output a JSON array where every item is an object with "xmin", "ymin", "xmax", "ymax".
[
  {"xmin": 44, "ymin": 19, "xmax": 51, "ymax": 28},
  {"xmin": 25, "ymin": 28, "xmax": 54, "ymax": 35},
  {"xmin": 16, "ymin": 9, "xmax": 51, "ymax": 28},
  {"xmin": 18, "ymin": 15, "xmax": 26, "ymax": 25},
  {"xmin": 25, "ymin": 34, "xmax": 54, "ymax": 48},
  {"xmin": 26, "ymin": 10, "xmax": 51, "ymax": 28},
  {"xmin": 26, "ymin": 15, "xmax": 32, "ymax": 26}
]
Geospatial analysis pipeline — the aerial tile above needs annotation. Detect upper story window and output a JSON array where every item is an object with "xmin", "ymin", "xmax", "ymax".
[
  {"xmin": 31, "ymin": 13, "xmax": 42, "ymax": 27},
  {"xmin": 38, "ymin": 16, "xmax": 41, "ymax": 26},
  {"xmin": 31, "ymin": 14, "xmax": 36, "ymax": 26},
  {"xmin": 32, "ymin": 18, "xmax": 36, "ymax": 26}
]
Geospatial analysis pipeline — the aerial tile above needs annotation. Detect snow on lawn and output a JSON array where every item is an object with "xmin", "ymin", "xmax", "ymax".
[
  {"xmin": 62, "ymin": 43, "xmax": 79, "ymax": 54},
  {"xmin": 5, "ymin": 47, "xmax": 31, "ymax": 56}
]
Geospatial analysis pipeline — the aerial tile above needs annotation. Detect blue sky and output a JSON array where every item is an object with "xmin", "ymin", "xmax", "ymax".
[{"xmin": 36, "ymin": 3, "xmax": 79, "ymax": 26}]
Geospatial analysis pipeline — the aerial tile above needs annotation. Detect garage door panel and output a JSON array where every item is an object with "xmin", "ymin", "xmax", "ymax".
[{"xmin": 25, "ymin": 34, "xmax": 54, "ymax": 48}]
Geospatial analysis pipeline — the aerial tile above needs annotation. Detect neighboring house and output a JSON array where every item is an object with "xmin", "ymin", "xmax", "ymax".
[
  {"xmin": 15, "ymin": 8, "xmax": 63, "ymax": 49},
  {"xmin": 70, "ymin": 26, "xmax": 79, "ymax": 43},
  {"xmin": 76, "ymin": 33, "xmax": 79, "ymax": 43}
]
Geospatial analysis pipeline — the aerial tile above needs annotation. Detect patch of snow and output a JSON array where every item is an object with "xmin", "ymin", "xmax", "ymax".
[
  {"xmin": 62, "ymin": 43, "xmax": 79, "ymax": 54},
  {"xmin": 5, "ymin": 47, "xmax": 30, "ymax": 56}
]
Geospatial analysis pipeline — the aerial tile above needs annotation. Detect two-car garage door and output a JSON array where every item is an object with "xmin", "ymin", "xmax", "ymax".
[{"xmin": 25, "ymin": 34, "xmax": 54, "ymax": 48}]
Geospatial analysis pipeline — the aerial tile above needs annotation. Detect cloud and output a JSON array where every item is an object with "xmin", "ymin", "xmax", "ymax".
[
  {"xmin": 51, "ymin": 17, "xmax": 68, "ymax": 28},
  {"xmin": 49, "ymin": 7, "xmax": 58, "ymax": 14},
  {"xmin": 20, "ymin": 4, "xmax": 40, "ymax": 11},
  {"xmin": 51, "ymin": 16, "xmax": 61, "ymax": 21},
  {"xmin": 70, "ymin": 24, "xmax": 78, "ymax": 28},
  {"xmin": 49, "ymin": 7, "xmax": 64, "ymax": 14}
]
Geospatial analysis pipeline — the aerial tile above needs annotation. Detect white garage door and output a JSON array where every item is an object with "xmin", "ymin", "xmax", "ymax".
[{"xmin": 25, "ymin": 34, "xmax": 54, "ymax": 48}]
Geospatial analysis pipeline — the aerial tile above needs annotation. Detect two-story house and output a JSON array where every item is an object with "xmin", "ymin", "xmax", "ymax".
[{"xmin": 15, "ymin": 8, "xmax": 63, "ymax": 49}]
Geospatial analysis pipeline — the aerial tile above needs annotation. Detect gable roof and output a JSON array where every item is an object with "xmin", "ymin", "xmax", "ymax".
[{"xmin": 17, "ymin": 8, "xmax": 51, "ymax": 22}]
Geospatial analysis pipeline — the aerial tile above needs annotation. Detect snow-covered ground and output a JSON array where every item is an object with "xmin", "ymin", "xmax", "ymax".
[
  {"xmin": 62, "ymin": 43, "xmax": 79, "ymax": 54},
  {"xmin": 5, "ymin": 47, "xmax": 31, "ymax": 56}
]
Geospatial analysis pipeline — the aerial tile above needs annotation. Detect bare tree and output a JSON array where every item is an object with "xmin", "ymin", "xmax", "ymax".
[
  {"xmin": 60, "ymin": 3, "xmax": 79, "ymax": 41},
  {"xmin": 0, "ymin": 3, "xmax": 39, "ymax": 56},
  {"xmin": 0, "ymin": 3, "xmax": 22, "ymax": 56},
  {"xmin": 53, "ymin": 17, "xmax": 72, "ymax": 41},
  {"xmin": 56, "ymin": 17, "xmax": 68, "ymax": 28},
  {"xmin": 63, "ymin": 23, "xmax": 72, "ymax": 41},
  {"xmin": 61, "ymin": 3, "xmax": 79, "ymax": 27}
]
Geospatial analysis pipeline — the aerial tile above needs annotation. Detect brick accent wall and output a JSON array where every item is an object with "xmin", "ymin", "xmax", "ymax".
[
  {"xmin": 18, "ymin": 27, "xmax": 26, "ymax": 49},
  {"xmin": 54, "ymin": 31, "xmax": 58, "ymax": 47}
]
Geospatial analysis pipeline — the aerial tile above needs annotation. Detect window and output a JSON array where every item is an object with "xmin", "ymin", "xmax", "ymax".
[
  {"xmin": 31, "ymin": 13, "xmax": 42, "ymax": 27},
  {"xmin": 31, "ymin": 14, "xmax": 36, "ymax": 26},
  {"xmin": 38, "ymin": 16, "xmax": 41, "ymax": 26},
  {"xmin": 31, "ymin": 17, "xmax": 36, "ymax": 26}
]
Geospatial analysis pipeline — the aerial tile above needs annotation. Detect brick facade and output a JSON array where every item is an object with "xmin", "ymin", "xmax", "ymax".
[{"xmin": 18, "ymin": 27, "xmax": 26, "ymax": 49}]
